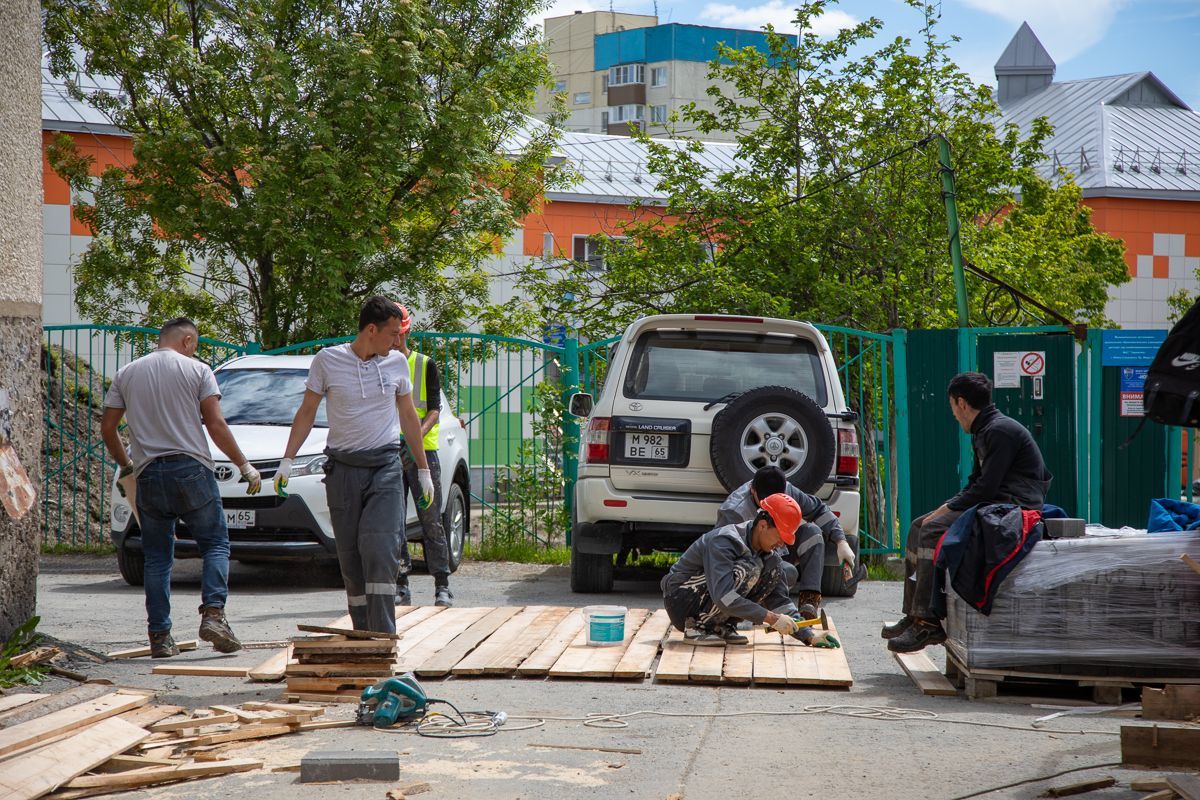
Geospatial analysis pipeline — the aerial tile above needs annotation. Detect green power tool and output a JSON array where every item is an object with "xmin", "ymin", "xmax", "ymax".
[{"xmin": 357, "ymin": 673, "xmax": 430, "ymax": 728}]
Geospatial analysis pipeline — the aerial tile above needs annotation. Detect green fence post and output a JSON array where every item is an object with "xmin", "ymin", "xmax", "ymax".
[
  {"xmin": 1075, "ymin": 335, "xmax": 1090, "ymax": 519},
  {"xmin": 892, "ymin": 329, "xmax": 911, "ymax": 549},
  {"xmin": 561, "ymin": 336, "xmax": 581, "ymax": 546},
  {"xmin": 1168, "ymin": 425, "xmax": 1183, "ymax": 500},
  {"xmin": 956, "ymin": 327, "xmax": 973, "ymax": 487},
  {"xmin": 1088, "ymin": 328, "xmax": 1103, "ymax": 523}
]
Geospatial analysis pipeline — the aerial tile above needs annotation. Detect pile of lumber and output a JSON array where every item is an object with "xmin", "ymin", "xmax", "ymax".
[
  {"xmin": 0, "ymin": 684, "xmax": 352, "ymax": 799},
  {"xmin": 284, "ymin": 625, "xmax": 399, "ymax": 703}
]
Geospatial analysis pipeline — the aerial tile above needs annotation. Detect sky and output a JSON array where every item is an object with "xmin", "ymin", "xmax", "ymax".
[{"xmin": 537, "ymin": 0, "xmax": 1200, "ymax": 109}]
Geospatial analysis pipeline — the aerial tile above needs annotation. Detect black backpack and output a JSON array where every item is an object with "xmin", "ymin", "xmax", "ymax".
[{"xmin": 1144, "ymin": 298, "xmax": 1200, "ymax": 427}]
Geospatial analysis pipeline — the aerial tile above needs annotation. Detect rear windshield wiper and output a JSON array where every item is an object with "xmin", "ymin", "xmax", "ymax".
[{"xmin": 703, "ymin": 391, "xmax": 744, "ymax": 411}]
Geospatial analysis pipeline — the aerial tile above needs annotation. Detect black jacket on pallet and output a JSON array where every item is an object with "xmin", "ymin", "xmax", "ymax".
[
  {"xmin": 945, "ymin": 405, "xmax": 1053, "ymax": 512},
  {"xmin": 930, "ymin": 503, "xmax": 1046, "ymax": 618}
]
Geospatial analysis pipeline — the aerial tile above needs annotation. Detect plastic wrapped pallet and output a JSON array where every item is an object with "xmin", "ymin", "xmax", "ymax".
[{"xmin": 944, "ymin": 530, "xmax": 1200, "ymax": 673}]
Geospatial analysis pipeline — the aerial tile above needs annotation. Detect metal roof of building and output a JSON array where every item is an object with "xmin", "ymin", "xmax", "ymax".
[
  {"xmin": 40, "ymin": 66, "xmax": 126, "ymax": 136},
  {"xmin": 999, "ymin": 71, "xmax": 1200, "ymax": 199}
]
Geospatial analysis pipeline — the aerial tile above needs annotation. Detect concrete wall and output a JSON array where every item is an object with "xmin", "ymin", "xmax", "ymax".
[{"xmin": 0, "ymin": 0, "xmax": 44, "ymax": 639}]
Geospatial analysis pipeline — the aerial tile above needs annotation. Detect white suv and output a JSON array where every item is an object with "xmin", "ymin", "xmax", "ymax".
[
  {"xmin": 569, "ymin": 314, "xmax": 861, "ymax": 595},
  {"xmin": 109, "ymin": 354, "xmax": 470, "ymax": 585}
]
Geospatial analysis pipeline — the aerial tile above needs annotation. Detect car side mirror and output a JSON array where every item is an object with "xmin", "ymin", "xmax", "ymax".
[{"xmin": 568, "ymin": 392, "xmax": 594, "ymax": 418}]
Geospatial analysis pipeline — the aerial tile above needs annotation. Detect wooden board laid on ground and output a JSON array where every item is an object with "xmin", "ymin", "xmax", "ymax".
[
  {"xmin": 0, "ymin": 716, "xmax": 148, "ymax": 800},
  {"xmin": 893, "ymin": 650, "xmax": 958, "ymax": 696},
  {"xmin": 1121, "ymin": 724, "xmax": 1200, "ymax": 769}
]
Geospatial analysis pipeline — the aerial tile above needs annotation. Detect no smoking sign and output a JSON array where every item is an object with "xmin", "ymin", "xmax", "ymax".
[{"xmin": 1020, "ymin": 351, "xmax": 1045, "ymax": 377}]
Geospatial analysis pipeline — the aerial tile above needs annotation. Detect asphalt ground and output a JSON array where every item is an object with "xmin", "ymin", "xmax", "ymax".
[{"xmin": 28, "ymin": 554, "xmax": 1167, "ymax": 800}]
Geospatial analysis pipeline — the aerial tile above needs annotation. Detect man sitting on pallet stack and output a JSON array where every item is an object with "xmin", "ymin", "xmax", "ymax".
[
  {"xmin": 716, "ymin": 465, "xmax": 857, "ymax": 619},
  {"xmin": 662, "ymin": 493, "xmax": 840, "ymax": 648}
]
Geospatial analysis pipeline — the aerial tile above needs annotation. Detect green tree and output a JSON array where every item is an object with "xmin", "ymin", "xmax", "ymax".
[
  {"xmin": 44, "ymin": 0, "xmax": 564, "ymax": 347},
  {"xmin": 518, "ymin": 0, "xmax": 1128, "ymax": 338}
]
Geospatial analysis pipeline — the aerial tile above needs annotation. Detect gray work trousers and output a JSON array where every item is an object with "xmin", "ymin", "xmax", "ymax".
[
  {"xmin": 788, "ymin": 522, "xmax": 825, "ymax": 594},
  {"xmin": 902, "ymin": 508, "xmax": 964, "ymax": 620},
  {"xmin": 324, "ymin": 447, "xmax": 405, "ymax": 634},
  {"xmin": 397, "ymin": 447, "xmax": 450, "ymax": 583}
]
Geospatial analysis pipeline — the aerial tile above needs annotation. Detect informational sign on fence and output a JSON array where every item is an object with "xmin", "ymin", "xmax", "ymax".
[
  {"xmin": 993, "ymin": 351, "xmax": 1046, "ymax": 388},
  {"xmin": 1119, "ymin": 367, "xmax": 1148, "ymax": 417}
]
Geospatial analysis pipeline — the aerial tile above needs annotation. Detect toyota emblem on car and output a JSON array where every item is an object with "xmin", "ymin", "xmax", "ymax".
[{"xmin": 214, "ymin": 465, "xmax": 235, "ymax": 482}]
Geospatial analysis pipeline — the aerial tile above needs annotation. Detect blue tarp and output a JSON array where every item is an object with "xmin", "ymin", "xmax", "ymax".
[{"xmin": 1148, "ymin": 498, "xmax": 1200, "ymax": 532}]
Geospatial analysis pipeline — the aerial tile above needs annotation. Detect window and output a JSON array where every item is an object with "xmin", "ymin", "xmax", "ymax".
[
  {"xmin": 609, "ymin": 104, "xmax": 644, "ymax": 123},
  {"xmin": 650, "ymin": 104, "xmax": 667, "ymax": 124},
  {"xmin": 553, "ymin": 79, "xmax": 567, "ymax": 93},
  {"xmin": 600, "ymin": 111, "xmax": 609, "ymax": 133},
  {"xmin": 542, "ymin": 232, "xmax": 555, "ymax": 258},
  {"xmin": 651, "ymin": 66, "xmax": 668, "ymax": 87},
  {"xmin": 573, "ymin": 91, "xmax": 592, "ymax": 105},
  {"xmin": 608, "ymin": 64, "xmax": 645, "ymax": 87},
  {"xmin": 601, "ymin": 75, "xmax": 608, "ymax": 93},
  {"xmin": 216, "ymin": 369, "xmax": 329, "ymax": 427},
  {"xmin": 622, "ymin": 331, "xmax": 827, "ymax": 405},
  {"xmin": 572, "ymin": 235, "xmax": 627, "ymax": 271}
]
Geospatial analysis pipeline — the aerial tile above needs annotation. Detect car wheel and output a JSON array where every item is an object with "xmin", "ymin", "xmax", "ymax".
[
  {"xmin": 570, "ymin": 534, "xmax": 614, "ymax": 593},
  {"xmin": 821, "ymin": 534, "xmax": 861, "ymax": 598},
  {"xmin": 443, "ymin": 480, "xmax": 467, "ymax": 573},
  {"xmin": 710, "ymin": 385, "xmax": 836, "ymax": 494},
  {"xmin": 117, "ymin": 545, "xmax": 145, "ymax": 586}
]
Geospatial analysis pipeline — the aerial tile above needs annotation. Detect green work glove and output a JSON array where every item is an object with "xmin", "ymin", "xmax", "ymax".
[
  {"xmin": 806, "ymin": 631, "xmax": 841, "ymax": 649},
  {"xmin": 417, "ymin": 468, "xmax": 434, "ymax": 510},
  {"xmin": 274, "ymin": 457, "xmax": 292, "ymax": 498}
]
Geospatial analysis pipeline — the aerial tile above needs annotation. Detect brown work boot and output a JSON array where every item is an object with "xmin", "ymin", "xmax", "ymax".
[
  {"xmin": 198, "ymin": 606, "xmax": 242, "ymax": 653},
  {"xmin": 148, "ymin": 630, "xmax": 180, "ymax": 659},
  {"xmin": 796, "ymin": 591, "xmax": 822, "ymax": 620}
]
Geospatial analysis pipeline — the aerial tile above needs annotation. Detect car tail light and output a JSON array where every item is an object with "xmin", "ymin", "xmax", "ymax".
[
  {"xmin": 837, "ymin": 428, "xmax": 860, "ymax": 476},
  {"xmin": 585, "ymin": 417, "xmax": 611, "ymax": 464}
]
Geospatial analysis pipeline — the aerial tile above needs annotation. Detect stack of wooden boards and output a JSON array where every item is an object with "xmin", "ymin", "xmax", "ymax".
[
  {"xmin": 0, "ymin": 684, "xmax": 352, "ymax": 800},
  {"xmin": 240, "ymin": 606, "xmax": 854, "ymax": 698},
  {"xmin": 285, "ymin": 625, "xmax": 400, "ymax": 701}
]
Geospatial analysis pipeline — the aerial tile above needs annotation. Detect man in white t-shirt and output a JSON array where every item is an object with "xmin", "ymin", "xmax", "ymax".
[
  {"xmin": 101, "ymin": 318, "xmax": 262, "ymax": 658},
  {"xmin": 276, "ymin": 297, "xmax": 433, "ymax": 633}
]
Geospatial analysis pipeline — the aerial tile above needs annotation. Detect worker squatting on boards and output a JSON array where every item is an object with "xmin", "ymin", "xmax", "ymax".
[
  {"xmin": 884, "ymin": 371, "xmax": 1052, "ymax": 653},
  {"xmin": 662, "ymin": 492, "xmax": 841, "ymax": 648},
  {"xmin": 101, "ymin": 317, "xmax": 262, "ymax": 658},
  {"xmin": 716, "ymin": 465, "xmax": 857, "ymax": 616},
  {"xmin": 390, "ymin": 303, "xmax": 454, "ymax": 609},
  {"xmin": 277, "ymin": 297, "xmax": 434, "ymax": 634}
]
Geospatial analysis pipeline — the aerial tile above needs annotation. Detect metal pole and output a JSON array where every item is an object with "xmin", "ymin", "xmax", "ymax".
[
  {"xmin": 934, "ymin": 134, "xmax": 970, "ymax": 329},
  {"xmin": 892, "ymin": 329, "xmax": 912, "ymax": 551}
]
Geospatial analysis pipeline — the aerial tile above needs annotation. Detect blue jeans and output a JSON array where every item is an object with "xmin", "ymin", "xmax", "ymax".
[{"xmin": 136, "ymin": 456, "xmax": 230, "ymax": 633}]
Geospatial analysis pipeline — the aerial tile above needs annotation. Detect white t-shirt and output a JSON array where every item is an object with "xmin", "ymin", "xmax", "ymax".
[
  {"xmin": 103, "ymin": 348, "xmax": 221, "ymax": 474},
  {"xmin": 305, "ymin": 344, "xmax": 412, "ymax": 452}
]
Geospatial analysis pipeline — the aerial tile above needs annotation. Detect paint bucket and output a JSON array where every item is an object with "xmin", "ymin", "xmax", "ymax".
[{"xmin": 582, "ymin": 605, "xmax": 627, "ymax": 646}]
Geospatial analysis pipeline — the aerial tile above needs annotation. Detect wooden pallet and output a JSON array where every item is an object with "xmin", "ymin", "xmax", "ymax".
[
  {"xmin": 256, "ymin": 606, "xmax": 854, "ymax": 691},
  {"xmin": 945, "ymin": 650, "xmax": 1200, "ymax": 703}
]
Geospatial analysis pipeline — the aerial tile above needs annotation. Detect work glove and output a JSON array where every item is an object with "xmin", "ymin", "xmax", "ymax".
[
  {"xmin": 768, "ymin": 614, "xmax": 799, "ymax": 636},
  {"xmin": 239, "ymin": 462, "xmax": 262, "ymax": 495},
  {"xmin": 800, "ymin": 630, "xmax": 841, "ymax": 649},
  {"xmin": 274, "ymin": 457, "xmax": 292, "ymax": 498},
  {"xmin": 116, "ymin": 464, "xmax": 133, "ymax": 498},
  {"xmin": 837, "ymin": 540, "xmax": 856, "ymax": 581},
  {"xmin": 417, "ymin": 468, "xmax": 434, "ymax": 510}
]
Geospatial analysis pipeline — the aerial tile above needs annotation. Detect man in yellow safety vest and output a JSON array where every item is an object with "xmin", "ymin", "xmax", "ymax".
[{"xmin": 391, "ymin": 304, "xmax": 453, "ymax": 607}]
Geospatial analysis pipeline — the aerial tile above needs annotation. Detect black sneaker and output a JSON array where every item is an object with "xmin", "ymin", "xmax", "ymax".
[
  {"xmin": 434, "ymin": 586, "xmax": 454, "ymax": 608},
  {"xmin": 148, "ymin": 630, "xmax": 179, "ymax": 659},
  {"xmin": 683, "ymin": 626, "xmax": 726, "ymax": 647},
  {"xmin": 881, "ymin": 616, "xmax": 916, "ymax": 640},
  {"xmin": 199, "ymin": 606, "xmax": 242, "ymax": 653},
  {"xmin": 887, "ymin": 619, "xmax": 946, "ymax": 653},
  {"xmin": 395, "ymin": 583, "xmax": 412, "ymax": 607},
  {"xmin": 720, "ymin": 623, "xmax": 749, "ymax": 645}
]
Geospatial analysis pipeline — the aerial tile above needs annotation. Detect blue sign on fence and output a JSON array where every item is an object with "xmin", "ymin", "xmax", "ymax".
[
  {"xmin": 1119, "ymin": 367, "xmax": 1149, "ymax": 392},
  {"xmin": 542, "ymin": 323, "xmax": 566, "ymax": 347},
  {"xmin": 1101, "ymin": 330, "xmax": 1167, "ymax": 366}
]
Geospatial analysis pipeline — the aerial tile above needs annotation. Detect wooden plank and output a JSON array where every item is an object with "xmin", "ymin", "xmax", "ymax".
[
  {"xmin": 0, "ymin": 717, "xmax": 148, "ymax": 800},
  {"xmin": 1167, "ymin": 775, "xmax": 1200, "ymax": 800},
  {"xmin": 0, "ymin": 696, "xmax": 42, "ymax": 716},
  {"xmin": 291, "ymin": 641, "xmax": 396, "ymax": 655},
  {"xmin": 721, "ymin": 636, "xmax": 755, "ymax": 685},
  {"xmin": 777, "ymin": 615, "xmax": 853, "ymax": 688},
  {"xmin": 549, "ymin": 609, "xmax": 651, "ymax": 679},
  {"xmin": 248, "ymin": 612, "xmax": 353, "ymax": 681},
  {"xmin": 285, "ymin": 677, "xmax": 378, "ymax": 693},
  {"xmin": 296, "ymin": 625, "xmax": 401, "ymax": 640},
  {"xmin": 395, "ymin": 607, "xmax": 491, "ymax": 672},
  {"xmin": 751, "ymin": 628, "xmax": 788, "ymax": 685},
  {"xmin": 106, "ymin": 641, "xmax": 197, "ymax": 659},
  {"xmin": 1121, "ymin": 725, "xmax": 1200, "ymax": 769},
  {"xmin": 149, "ymin": 713, "xmax": 238, "ymax": 733},
  {"xmin": 0, "ymin": 691, "xmax": 150, "ymax": 759},
  {"xmin": 150, "ymin": 665, "xmax": 249, "ymax": 678},
  {"xmin": 415, "ymin": 606, "xmax": 522, "ymax": 678},
  {"xmin": 613, "ymin": 610, "xmax": 671, "ymax": 680},
  {"xmin": 516, "ymin": 610, "xmax": 586, "ymax": 677},
  {"xmin": 92, "ymin": 755, "xmax": 180, "ymax": 772},
  {"xmin": 1142, "ymin": 685, "xmax": 1200, "ymax": 721},
  {"xmin": 240, "ymin": 702, "xmax": 323, "ymax": 716},
  {"xmin": 284, "ymin": 664, "xmax": 394, "ymax": 677},
  {"xmin": 483, "ymin": 606, "xmax": 574, "ymax": 675},
  {"xmin": 1043, "ymin": 776, "xmax": 1116, "ymax": 797},
  {"xmin": 1141, "ymin": 790, "xmax": 1180, "ymax": 800},
  {"xmin": 0, "ymin": 686, "xmax": 118, "ymax": 729},
  {"xmin": 62, "ymin": 758, "xmax": 262, "ymax": 792},
  {"xmin": 452, "ymin": 606, "xmax": 550, "ymax": 675},
  {"xmin": 894, "ymin": 650, "xmax": 958, "ymax": 696},
  {"xmin": 283, "ymin": 693, "xmax": 360, "ymax": 704},
  {"xmin": 189, "ymin": 725, "xmax": 293, "ymax": 747},
  {"xmin": 114, "ymin": 705, "xmax": 187, "ymax": 729},
  {"xmin": 1130, "ymin": 778, "xmax": 1171, "ymax": 792},
  {"xmin": 1181, "ymin": 552, "xmax": 1200, "ymax": 577},
  {"xmin": 653, "ymin": 628, "xmax": 695, "ymax": 683},
  {"xmin": 688, "ymin": 637, "xmax": 727, "ymax": 684},
  {"xmin": 293, "ymin": 719, "xmax": 357, "ymax": 732}
]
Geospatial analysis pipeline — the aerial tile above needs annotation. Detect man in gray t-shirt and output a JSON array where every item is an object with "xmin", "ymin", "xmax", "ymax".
[
  {"xmin": 277, "ymin": 296, "xmax": 433, "ymax": 634},
  {"xmin": 102, "ymin": 318, "xmax": 262, "ymax": 658}
]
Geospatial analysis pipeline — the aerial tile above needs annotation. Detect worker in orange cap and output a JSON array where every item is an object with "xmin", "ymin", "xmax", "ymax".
[{"xmin": 661, "ymin": 493, "xmax": 840, "ymax": 648}]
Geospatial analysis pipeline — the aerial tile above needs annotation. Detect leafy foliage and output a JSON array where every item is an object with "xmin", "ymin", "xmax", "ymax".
[
  {"xmin": 0, "ymin": 617, "xmax": 48, "ymax": 689},
  {"xmin": 518, "ymin": 0, "xmax": 1128, "ymax": 338},
  {"xmin": 44, "ymin": 0, "xmax": 565, "ymax": 347}
]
